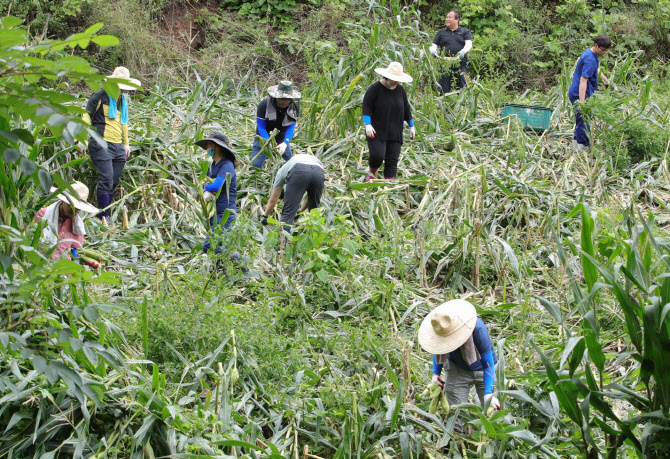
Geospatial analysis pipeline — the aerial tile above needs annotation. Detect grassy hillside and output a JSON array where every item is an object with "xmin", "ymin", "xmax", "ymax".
[{"xmin": 2, "ymin": 1, "xmax": 670, "ymax": 458}]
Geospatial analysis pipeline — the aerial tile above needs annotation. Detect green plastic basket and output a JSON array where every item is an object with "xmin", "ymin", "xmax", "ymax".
[{"xmin": 500, "ymin": 103, "xmax": 553, "ymax": 131}]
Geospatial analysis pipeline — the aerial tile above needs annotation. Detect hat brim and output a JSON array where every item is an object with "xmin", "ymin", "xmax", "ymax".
[
  {"xmin": 418, "ymin": 300, "xmax": 477, "ymax": 355},
  {"xmin": 374, "ymin": 68, "xmax": 413, "ymax": 83},
  {"xmin": 117, "ymin": 78, "xmax": 142, "ymax": 91},
  {"xmin": 55, "ymin": 192, "xmax": 99, "ymax": 214},
  {"xmin": 268, "ymin": 86, "xmax": 301, "ymax": 99},
  {"xmin": 195, "ymin": 138, "xmax": 237, "ymax": 162}
]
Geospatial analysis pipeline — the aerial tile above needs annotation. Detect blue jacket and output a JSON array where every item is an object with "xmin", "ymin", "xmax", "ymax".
[
  {"xmin": 432, "ymin": 318, "xmax": 498, "ymax": 395},
  {"xmin": 204, "ymin": 158, "xmax": 237, "ymax": 214}
]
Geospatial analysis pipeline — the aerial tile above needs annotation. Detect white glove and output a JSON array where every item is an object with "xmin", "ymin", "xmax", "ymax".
[
  {"xmin": 431, "ymin": 374, "xmax": 444, "ymax": 388},
  {"xmin": 484, "ymin": 394, "xmax": 501, "ymax": 411},
  {"xmin": 365, "ymin": 125, "xmax": 376, "ymax": 139},
  {"xmin": 409, "ymin": 126, "xmax": 416, "ymax": 140},
  {"xmin": 203, "ymin": 191, "xmax": 215, "ymax": 202},
  {"xmin": 429, "ymin": 43, "xmax": 438, "ymax": 56},
  {"xmin": 123, "ymin": 144, "xmax": 130, "ymax": 159},
  {"xmin": 276, "ymin": 142, "xmax": 287, "ymax": 155}
]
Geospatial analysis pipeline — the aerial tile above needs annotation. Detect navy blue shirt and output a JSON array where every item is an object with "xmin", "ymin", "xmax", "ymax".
[
  {"xmin": 208, "ymin": 158, "xmax": 237, "ymax": 214},
  {"xmin": 569, "ymin": 49, "xmax": 600, "ymax": 101}
]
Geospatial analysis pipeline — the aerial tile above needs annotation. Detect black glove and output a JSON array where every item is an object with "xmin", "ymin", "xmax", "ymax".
[{"xmin": 261, "ymin": 216, "xmax": 268, "ymax": 226}]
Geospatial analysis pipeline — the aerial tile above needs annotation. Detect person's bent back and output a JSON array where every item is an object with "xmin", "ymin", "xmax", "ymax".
[{"xmin": 260, "ymin": 154, "xmax": 325, "ymax": 231}]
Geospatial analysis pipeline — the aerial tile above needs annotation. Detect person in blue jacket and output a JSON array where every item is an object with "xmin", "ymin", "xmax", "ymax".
[
  {"xmin": 250, "ymin": 81, "xmax": 301, "ymax": 169},
  {"xmin": 568, "ymin": 35, "xmax": 612, "ymax": 151},
  {"xmin": 195, "ymin": 131, "xmax": 237, "ymax": 255},
  {"xmin": 418, "ymin": 299, "xmax": 501, "ymax": 414}
]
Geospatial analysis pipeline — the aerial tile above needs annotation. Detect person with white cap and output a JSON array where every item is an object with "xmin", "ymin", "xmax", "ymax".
[
  {"xmin": 260, "ymin": 153, "xmax": 325, "ymax": 234},
  {"xmin": 35, "ymin": 181, "xmax": 99, "ymax": 265},
  {"xmin": 251, "ymin": 81, "xmax": 301, "ymax": 169},
  {"xmin": 418, "ymin": 299, "xmax": 501, "ymax": 415},
  {"xmin": 82, "ymin": 66, "xmax": 141, "ymax": 222},
  {"xmin": 362, "ymin": 62, "xmax": 415, "ymax": 181}
]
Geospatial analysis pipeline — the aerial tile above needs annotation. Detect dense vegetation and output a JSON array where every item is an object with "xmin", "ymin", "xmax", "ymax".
[{"xmin": 2, "ymin": 0, "xmax": 670, "ymax": 458}]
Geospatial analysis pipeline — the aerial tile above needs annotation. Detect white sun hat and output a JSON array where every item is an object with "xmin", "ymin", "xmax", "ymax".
[
  {"xmin": 418, "ymin": 299, "xmax": 477, "ymax": 355},
  {"xmin": 50, "ymin": 181, "xmax": 99, "ymax": 214},
  {"xmin": 107, "ymin": 66, "xmax": 141, "ymax": 91},
  {"xmin": 374, "ymin": 61, "xmax": 413, "ymax": 83}
]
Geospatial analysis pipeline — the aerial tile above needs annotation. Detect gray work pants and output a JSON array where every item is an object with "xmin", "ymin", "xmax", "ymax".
[
  {"xmin": 281, "ymin": 163, "xmax": 325, "ymax": 225},
  {"xmin": 444, "ymin": 362, "xmax": 497, "ymax": 407}
]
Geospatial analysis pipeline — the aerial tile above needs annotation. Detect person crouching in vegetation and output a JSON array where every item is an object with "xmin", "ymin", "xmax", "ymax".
[
  {"xmin": 362, "ymin": 62, "xmax": 415, "ymax": 181},
  {"xmin": 35, "ymin": 181, "xmax": 99, "ymax": 267},
  {"xmin": 260, "ymin": 154, "xmax": 325, "ymax": 233},
  {"xmin": 568, "ymin": 35, "xmax": 612, "ymax": 151},
  {"xmin": 196, "ymin": 132, "xmax": 238, "ymax": 255},
  {"xmin": 250, "ymin": 81, "xmax": 301, "ymax": 169},
  {"xmin": 418, "ymin": 299, "xmax": 501, "ymax": 423},
  {"xmin": 83, "ymin": 67, "xmax": 141, "ymax": 223}
]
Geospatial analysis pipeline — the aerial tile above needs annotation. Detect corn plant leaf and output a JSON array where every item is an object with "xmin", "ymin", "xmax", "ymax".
[
  {"xmin": 530, "ymin": 339, "xmax": 583, "ymax": 426},
  {"xmin": 580, "ymin": 204, "xmax": 597, "ymax": 291}
]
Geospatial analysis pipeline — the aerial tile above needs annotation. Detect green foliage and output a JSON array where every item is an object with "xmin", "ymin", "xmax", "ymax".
[
  {"xmin": 3, "ymin": 2, "xmax": 670, "ymax": 458},
  {"xmin": 533, "ymin": 204, "xmax": 670, "ymax": 457},
  {"xmin": 0, "ymin": 0, "xmax": 94, "ymax": 38},
  {"xmin": 220, "ymin": 0, "xmax": 324, "ymax": 27}
]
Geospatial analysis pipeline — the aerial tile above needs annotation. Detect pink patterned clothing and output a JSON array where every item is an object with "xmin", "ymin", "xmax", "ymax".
[{"xmin": 36, "ymin": 206, "xmax": 84, "ymax": 260}]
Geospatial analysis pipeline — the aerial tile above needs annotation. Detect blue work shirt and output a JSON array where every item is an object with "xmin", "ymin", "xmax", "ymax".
[
  {"xmin": 568, "ymin": 49, "xmax": 600, "ymax": 101},
  {"xmin": 432, "ymin": 318, "xmax": 497, "ymax": 373},
  {"xmin": 207, "ymin": 158, "xmax": 237, "ymax": 214}
]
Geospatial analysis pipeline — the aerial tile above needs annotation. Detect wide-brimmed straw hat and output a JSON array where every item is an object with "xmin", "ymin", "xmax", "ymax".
[
  {"xmin": 374, "ymin": 61, "xmax": 413, "ymax": 83},
  {"xmin": 268, "ymin": 80, "xmax": 301, "ymax": 99},
  {"xmin": 195, "ymin": 131, "xmax": 236, "ymax": 162},
  {"xmin": 50, "ymin": 181, "xmax": 99, "ymax": 214},
  {"xmin": 107, "ymin": 66, "xmax": 141, "ymax": 91},
  {"xmin": 418, "ymin": 299, "xmax": 477, "ymax": 355}
]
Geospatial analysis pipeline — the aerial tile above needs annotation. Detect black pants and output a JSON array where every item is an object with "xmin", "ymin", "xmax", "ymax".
[
  {"xmin": 367, "ymin": 138, "xmax": 402, "ymax": 179},
  {"xmin": 438, "ymin": 68, "xmax": 467, "ymax": 94},
  {"xmin": 281, "ymin": 164, "xmax": 325, "ymax": 225},
  {"xmin": 89, "ymin": 140, "xmax": 126, "ymax": 194}
]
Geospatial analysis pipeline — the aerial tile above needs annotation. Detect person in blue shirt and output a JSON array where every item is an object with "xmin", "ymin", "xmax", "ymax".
[
  {"xmin": 568, "ymin": 35, "xmax": 612, "ymax": 150},
  {"xmin": 250, "ymin": 81, "xmax": 300, "ymax": 169},
  {"xmin": 195, "ymin": 131, "xmax": 237, "ymax": 255},
  {"xmin": 418, "ymin": 299, "xmax": 500, "ymax": 415}
]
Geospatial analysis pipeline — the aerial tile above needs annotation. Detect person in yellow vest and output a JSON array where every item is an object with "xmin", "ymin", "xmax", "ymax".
[{"xmin": 82, "ymin": 67, "xmax": 141, "ymax": 221}]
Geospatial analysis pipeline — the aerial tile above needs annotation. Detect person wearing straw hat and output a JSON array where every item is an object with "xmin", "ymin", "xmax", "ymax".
[
  {"xmin": 35, "ymin": 181, "xmax": 99, "ymax": 264},
  {"xmin": 82, "ymin": 66, "xmax": 141, "ymax": 222},
  {"xmin": 362, "ymin": 62, "xmax": 415, "ymax": 181},
  {"xmin": 418, "ymin": 299, "xmax": 501, "ymax": 415},
  {"xmin": 251, "ymin": 81, "xmax": 301, "ymax": 169},
  {"xmin": 195, "ymin": 131, "xmax": 238, "ymax": 256},
  {"xmin": 429, "ymin": 10, "xmax": 473, "ymax": 94}
]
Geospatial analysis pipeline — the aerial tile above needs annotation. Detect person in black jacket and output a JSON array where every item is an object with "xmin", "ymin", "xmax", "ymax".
[
  {"xmin": 82, "ymin": 67, "xmax": 141, "ymax": 222},
  {"xmin": 430, "ymin": 10, "xmax": 473, "ymax": 94},
  {"xmin": 362, "ymin": 62, "xmax": 416, "ymax": 181}
]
